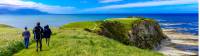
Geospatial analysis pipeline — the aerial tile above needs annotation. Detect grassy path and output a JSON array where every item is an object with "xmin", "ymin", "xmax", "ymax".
[{"xmin": 14, "ymin": 29, "xmax": 163, "ymax": 56}]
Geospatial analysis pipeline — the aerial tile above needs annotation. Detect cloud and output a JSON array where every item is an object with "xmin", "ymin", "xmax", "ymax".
[
  {"xmin": 99, "ymin": 0, "xmax": 123, "ymax": 3},
  {"xmin": 83, "ymin": 0, "xmax": 197, "ymax": 12},
  {"xmin": 0, "ymin": 0, "xmax": 76, "ymax": 14},
  {"xmin": 32, "ymin": 3, "xmax": 75, "ymax": 14}
]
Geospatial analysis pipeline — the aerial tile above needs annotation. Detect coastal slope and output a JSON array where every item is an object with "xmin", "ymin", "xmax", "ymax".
[
  {"xmin": 13, "ymin": 18, "xmax": 164, "ymax": 56},
  {"xmin": 14, "ymin": 29, "xmax": 163, "ymax": 56}
]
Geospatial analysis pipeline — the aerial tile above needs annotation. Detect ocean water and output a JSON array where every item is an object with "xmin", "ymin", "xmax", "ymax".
[{"xmin": 0, "ymin": 14, "xmax": 198, "ymax": 35}]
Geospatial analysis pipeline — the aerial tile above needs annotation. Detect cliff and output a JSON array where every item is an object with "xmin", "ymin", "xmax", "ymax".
[
  {"xmin": 97, "ymin": 18, "xmax": 168, "ymax": 49},
  {"xmin": 61, "ymin": 17, "xmax": 168, "ymax": 49}
]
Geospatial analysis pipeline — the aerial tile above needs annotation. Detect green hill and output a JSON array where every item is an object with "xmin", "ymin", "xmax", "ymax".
[
  {"xmin": 0, "ymin": 24, "xmax": 15, "ymax": 28},
  {"xmin": 14, "ymin": 18, "xmax": 163, "ymax": 56},
  {"xmin": 14, "ymin": 29, "xmax": 163, "ymax": 56}
]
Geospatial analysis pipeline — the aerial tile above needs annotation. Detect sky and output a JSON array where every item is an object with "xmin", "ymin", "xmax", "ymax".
[{"xmin": 0, "ymin": 0, "xmax": 198, "ymax": 14}]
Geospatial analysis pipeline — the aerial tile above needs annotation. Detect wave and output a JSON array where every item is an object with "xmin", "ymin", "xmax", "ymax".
[{"xmin": 160, "ymin": 23, "xmax": 188, "ymax": 26}]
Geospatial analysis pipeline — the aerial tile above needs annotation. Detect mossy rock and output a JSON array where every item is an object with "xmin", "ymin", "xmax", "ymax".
[
  {"xmin": 98, "ymin": 18, "xmax": 167, "ymax": 49},
  {"xmin": 128, "ymin": 19, "xmax": 167, "ymax": 49}
]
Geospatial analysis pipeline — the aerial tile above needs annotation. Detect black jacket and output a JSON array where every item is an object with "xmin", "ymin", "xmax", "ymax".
[
  {"xmin": 33, "ymin": 26, "xmax": 43, "ymax": 40},
  {"xmin": 43, "ymin": 28, "xmax": 52, "ymax": 38}
]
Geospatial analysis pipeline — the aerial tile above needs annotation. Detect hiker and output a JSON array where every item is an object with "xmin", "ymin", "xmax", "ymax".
[
  {"xmin": 43, "ymin": 25, "xmax": 52, "ymax": 46},
  {"xmin": 33, "ymin": 22, "xmax": 43, "ymax": 51},
  {"xmin": 22, "ymin": 27, "xmax": 30, "ymax": 48}
]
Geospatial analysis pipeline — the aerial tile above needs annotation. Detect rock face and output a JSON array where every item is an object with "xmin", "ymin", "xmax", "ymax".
[
  {"xmin": 98, "ymin": 18, "xmax": 168, "ymax": 49},
  {"xmin": 128, "ymin": 19, "xmax": 167, "ymax": 49}
]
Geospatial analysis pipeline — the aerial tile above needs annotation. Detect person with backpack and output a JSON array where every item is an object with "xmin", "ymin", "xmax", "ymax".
[
  {"xmin": 43, "ymin": 25, "xmax": 52, "ymax": 46},
  {"xmin": 33, "ymin": 22, "xmax": 43, "ymax": 51},
  {"xmin": 22, "ymin": 27, "xmax": 30, "ymax": 48}
]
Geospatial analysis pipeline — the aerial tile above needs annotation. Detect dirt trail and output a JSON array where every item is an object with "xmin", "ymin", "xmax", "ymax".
[{"xmin": 158, "ymin": 29, "xmax": 198, "ymax": 56}]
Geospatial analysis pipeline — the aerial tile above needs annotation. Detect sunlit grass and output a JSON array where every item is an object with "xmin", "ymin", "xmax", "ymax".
[
  {"xmin": 0, "ymin": 26, "xmax": 24, "ymax": 56},
  {"xmin": 14, "ymin": 29, "xmax": 163, "ymax": 56},
  {"xmin": 0, "ymin": 18, "xmax": 164, "ymax": 56}
]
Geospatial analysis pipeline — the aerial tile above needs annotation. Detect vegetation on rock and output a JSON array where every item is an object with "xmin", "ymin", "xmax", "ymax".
[
  {"xmin": 128, "ymin": 19, "xmax": 167, "ymax": 49},
  {"xmin": 62, "ymin": 17, "xmax": 168, "ymax": 49},
  {"xmin": 97, "ymin": 18, "xmax": 167, "ymax": 49},
  {"xmin": 98, "ymin": 21, "xmax": 129, "ymax": 44}
]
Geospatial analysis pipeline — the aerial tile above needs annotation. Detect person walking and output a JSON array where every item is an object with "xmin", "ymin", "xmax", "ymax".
[
  {"xmin": 33, "ymin": 22, "xmax": 43, "ymax": 51},
  {"xmin": 43, "ymin": 25, "xmax": 52, "ymax": 46},
  {"xmin": 22, "ymin": 27, "xmax": 30, "ymax": 48}
]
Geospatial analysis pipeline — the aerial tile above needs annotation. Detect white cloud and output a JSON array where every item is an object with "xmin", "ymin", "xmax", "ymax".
[
  {"xmin": 99, "ymin": 0, "xmax": 123, "ymax": 3},
  {"xmin": 83, "ymin": 0, "xmax": 197, "ymax": 12},
  {"xmin": 0, "ymin": 0, "xmax": 75, "ymax": 14}
]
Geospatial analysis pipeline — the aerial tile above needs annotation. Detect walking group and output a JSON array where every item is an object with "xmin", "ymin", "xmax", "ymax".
[{"xmin": 22, "ymin": 22, "xmax": 52, "ymax": 51}]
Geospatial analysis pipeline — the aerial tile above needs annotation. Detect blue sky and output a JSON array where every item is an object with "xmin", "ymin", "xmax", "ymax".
[{"xmin": 0, "ymin": 0, "xmax": 198, "ymax": 14}]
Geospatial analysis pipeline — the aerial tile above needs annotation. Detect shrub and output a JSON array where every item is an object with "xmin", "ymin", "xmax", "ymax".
[
  {"xmin": 0, "ymin": 40, "xmax": 25, "ymax": 56},
  {"xmin": 98, "ymin": 21, "xmax": 129, "ymax": 44}
]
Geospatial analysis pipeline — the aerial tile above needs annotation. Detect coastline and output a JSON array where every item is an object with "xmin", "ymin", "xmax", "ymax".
[{"xmin": 158, "ymin": 29, "xmax": 198, "ymax": 56}]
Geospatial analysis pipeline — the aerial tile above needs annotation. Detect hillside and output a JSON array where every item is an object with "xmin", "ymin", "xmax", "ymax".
[
  {"xmin": 13, "ymin": 18, "xmax": 164, "ymax": 56},
  {"xmin": 0, "ymin": 24, "xmax": 24, "ymax": 56},
  {"xmin": 61, "ymin": 18, "xmax": 167, "ymax": 49},
  {"xmin": 14, "ymin": 29, "xmax": 163, "ymax": 56}
]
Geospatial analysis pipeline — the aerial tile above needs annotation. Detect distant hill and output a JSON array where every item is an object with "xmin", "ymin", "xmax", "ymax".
[
  {"xmin": 0, "ymin": 8, "xmax": 49, "ymax": 15},
  {"xmin": 0, "ymin": 24, "xmax": 14, "ymax": 28}
]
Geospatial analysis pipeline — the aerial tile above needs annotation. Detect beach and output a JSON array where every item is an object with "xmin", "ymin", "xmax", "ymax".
[{"xmin": 158, "ymin": 29, "xmax": 198, "ymax": 56}]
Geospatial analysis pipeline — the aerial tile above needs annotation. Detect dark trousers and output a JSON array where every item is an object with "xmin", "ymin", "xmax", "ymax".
[
  {"xmin": 24, "ymin": 38, "xmax": 29, "ymax": 48},
  {"xmin": 36, "ymin": 39, "xmax": 42, "ymax": 51},
  {"xmin": 46, "ymin": 38, "xmax": 50, "ymax": 46}
]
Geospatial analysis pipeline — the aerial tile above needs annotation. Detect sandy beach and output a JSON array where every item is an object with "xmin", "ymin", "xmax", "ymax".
[{"xmin": 158, "ymin": 29, "xmax": 198, "ymax": 56}]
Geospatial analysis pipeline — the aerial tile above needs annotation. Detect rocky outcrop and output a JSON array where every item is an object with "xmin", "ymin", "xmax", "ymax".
[
  {"xmin": 128, "ymin": 19, "xmax": 167, "ymax": 49},
  {"xmin": 97, "ymin": 18, "xmax": 168, "ymax": 49}
]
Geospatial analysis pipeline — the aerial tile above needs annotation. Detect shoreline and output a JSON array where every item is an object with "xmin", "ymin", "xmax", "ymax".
[
  {"xmin": 158, "ymin": 29, "xmax": 198, "ymax": 56},
  {"xmin": 162, "ymin": 28, "xmax": 198, "ymax": 36}
]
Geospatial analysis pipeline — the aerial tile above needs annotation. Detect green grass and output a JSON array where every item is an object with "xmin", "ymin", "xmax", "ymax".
[
  {"xmin": 0, "ymin": 24, "xmax": 38, "ymax": 56},
  {"xmin": 60, "ymin": 21, "xmax": 101, "ymax": 30},
  {"xmin": 0, "ymin": 18, "xmax": 164, "ymax": 56},
  {"xmin": 0, "ymin": 25, "xmax": 24, "ymax": 56},
  {"xmin": 60, "ymin": 18, "xmax": 137, "ymax": 29},
  {"xmin": 0, "ymin": 28, "xmax": 21, "ymax": 45},
  {"xmin": 61, "ymin": 18, "xmax": 157, "ymax": 30},
  {"xmin": 14, "ymin": 18, "xmax": 163, "ymax": 56},
  {"xmin": 14, "ymin": 29, "xmax": 163, "ymax": 56}
]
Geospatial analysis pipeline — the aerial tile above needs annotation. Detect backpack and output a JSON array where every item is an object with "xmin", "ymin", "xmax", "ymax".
[
  {"xmin": 34, "ymin": 26, "xmax": 43, "ymax": 39},
  {"xmin": 34, "ymin": 26, "xmax": 42, "ymax": 33}
]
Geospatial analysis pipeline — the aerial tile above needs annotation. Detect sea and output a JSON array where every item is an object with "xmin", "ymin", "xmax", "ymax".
[{"xmin": 0, "ymin": 13, "xmax": 198, "ymax": 35}]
